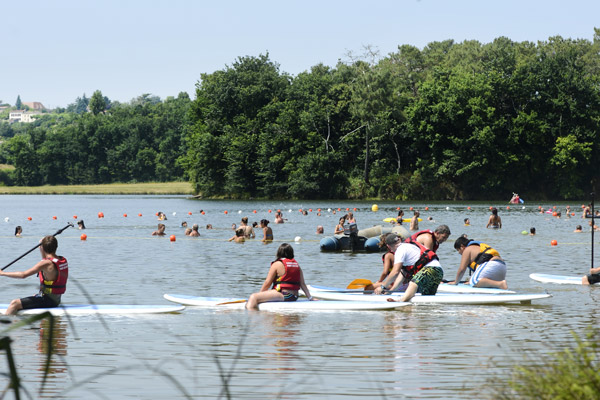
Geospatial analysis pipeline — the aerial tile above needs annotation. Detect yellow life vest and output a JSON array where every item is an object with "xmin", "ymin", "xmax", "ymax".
[{"xmin": 468, "ymin": 241, "xmax": 500, "ymax": 272}]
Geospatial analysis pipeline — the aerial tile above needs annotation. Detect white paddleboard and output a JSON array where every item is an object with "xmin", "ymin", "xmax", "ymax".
[
  {"xmin": 308, "ymin": 283, "xmax": 515, "ymax": 295},
  {"xmin": 163, "ymin": 294, "xmax": 409, "ymax": 311},
  {"xmin": 529, "ymin": 273, "xmax": 599, "ymax": 286},
  {"xmin": 0, "ymin": 304, "xmax": 185, "ymax": 315},
  {"xmin": 309, "ymin": 291, "xmax": 551, "ymax": 305}
]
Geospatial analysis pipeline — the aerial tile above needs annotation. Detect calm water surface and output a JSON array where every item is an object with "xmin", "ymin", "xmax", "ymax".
[{"xmin": 1, "ymin": 195, "xmax": 598, "ymax": 398}]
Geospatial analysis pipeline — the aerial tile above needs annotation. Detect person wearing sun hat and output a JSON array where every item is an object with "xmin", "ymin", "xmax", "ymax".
[{"xmin": 374, "ymin": 232, "xmax": 444, "ymax": 302}]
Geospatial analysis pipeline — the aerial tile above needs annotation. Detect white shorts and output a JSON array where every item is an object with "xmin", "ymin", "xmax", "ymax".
[{"xmin": 470, "ymin": 260, "xmax": 506, "ymax": 286}]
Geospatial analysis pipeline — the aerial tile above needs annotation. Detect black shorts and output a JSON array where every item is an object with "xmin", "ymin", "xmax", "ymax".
[
  {"xmin": 587, "ymin": 273, "xmax": 600, "ymax": 285},
  {"xmin": 20, "ymin": 294, "xmax": 60, "ymax": 309}
]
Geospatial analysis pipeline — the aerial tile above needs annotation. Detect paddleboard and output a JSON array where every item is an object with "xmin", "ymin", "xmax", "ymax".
[
  {"xmin": 163, "ymin": 294, "xmax": 409, "ymax": 311},
  {"xmin": 383, "ymin": 217, "xmax": 422, "ymax": 223},
  {"xmin": 529, "ymin": 273, "xmax": 599, "ymax": 286},
  {"xmin": 0, "ymin": 304, "xmax": 185, "ymax": 315},
  {"xmin": 308, "ymin": 283, "xmax": 515, "ymax": 295},
  {"xmin": 309, "ymin": 291, "xmax": 551, "ymax": 305}
]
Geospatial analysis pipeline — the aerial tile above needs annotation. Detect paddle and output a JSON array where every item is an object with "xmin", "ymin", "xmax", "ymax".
[
  {"xmin": 217, "ymin": 299, "xmax": 247, "ymax": 305},
  {"xmin": 346, "ymin": 279, "xmax": 373, "ymax": 289},
  {"xmin": 2, "ymin": 222, "xmax": 74, "ymax": 271},
  {"xmin": 347, "ymin": 278, "xmax": 467, "ymax": 289}
]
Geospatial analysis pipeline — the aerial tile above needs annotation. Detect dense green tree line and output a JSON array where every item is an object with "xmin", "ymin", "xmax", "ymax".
[
  {"xmin": 0, "ymin": 92, "xmax": 190, "ymax": 185},
  {"xmin": 2, "ymin": 30, "xmax": 600, "ymax": 199}
]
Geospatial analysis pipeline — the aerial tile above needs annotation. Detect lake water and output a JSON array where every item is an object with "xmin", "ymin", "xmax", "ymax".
[{"xmin": 1, "ymin": 195, "xmax": 598, "ymax": 398}]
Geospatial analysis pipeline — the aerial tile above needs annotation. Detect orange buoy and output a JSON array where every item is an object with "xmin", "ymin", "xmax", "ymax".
[
  {"xmin": 138, "ymin": 213, "xmax": 142, "ymax": 217},
  {"xmin": 425, "ymin": 207, "xmax": 429, "ymax": 211},
  {"xmin": 201, "ymin": 211, "xmax": 205, "ymax": 215},
  {"xmin": 52, "ymin": 216, "xmax": 57, "ymax": 220},
  {"xmin": 552, "ymin": 212, "xmax": 557, "ymax": 217},
  {"xmin": 188, "ymin": 211, "xmax": 192, "ymax": 215},
  {"xmin": 80, "ymin": 233, "xmax": 87, "ymax": 241},
  {"xmin": 253, "ymin": 210, "xmax": 257, "ymax": 213},
  {"xmin": 467, "ymin": 207, "xmax": 471, "ymax": 210},
  {"xmin": 170, "ymin": 235, "xmax": 176, "ymax": 242},
  {"xmin": 73, "ymin": 215, "xmax": 78, "ymax": 219},
  {"xmin": 410, "ymin": 207, "xmax": 414, "ymax": 211},
  {"xmin": 27, "ymin": 217, "xmax": 32, "ymax": 221},
  {"xmin": 309, "ymin": 209, "xmax": 313, "ymax": 212},
  {"xmin": 551, "ymin": 240, "xmax": 558, "ymax": 246},
  {"xmin": 507, "ymin": 206, "xmax": 510, "ymax": 210},
  {"xmin": 572, "ymin": 212, "xmax": 575, "ymax": 216},
  {"xmin": 268, "ymin": 209, "xmax": 272, "ymax": 213},
  {"xmin": 224, "ymin": 210, "xmax": 228, "ymax": 214},
  {"xmin": 98, "ymin": 212, "xmax": 104, "ymax": 218},
  {"xmin": 353, "ymin": 208, "xmax": 357, "ymax": 211},
  {"xmin": 123, "ymin": 214, "xmax": 128, "ymax": 217}
]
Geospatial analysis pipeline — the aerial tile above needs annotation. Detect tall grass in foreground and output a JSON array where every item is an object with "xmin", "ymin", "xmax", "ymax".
[
  {"xmin": 0, "ymin": 181, "xmax": 194, "ymax": 195},
  {"xmin": 489, "ymin": 329, "xmax": 600, "ymax": 399}
]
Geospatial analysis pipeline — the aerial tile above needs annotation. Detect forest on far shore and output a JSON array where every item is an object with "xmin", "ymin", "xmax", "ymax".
[{"xmin": 2, "ymin": 29, "xmax": 600, "ymax": 200}]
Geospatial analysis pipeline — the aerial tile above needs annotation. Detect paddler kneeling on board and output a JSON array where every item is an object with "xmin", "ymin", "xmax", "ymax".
[
  {"xmin": 448, "ymin": 236, "xmax": 508, "ymax": 290},
  {"xmin": 0, "ymin": 236, "xmax": 68, "ymax": 315},
  {"xmin": 246, "ymin": 243, "xmax": 313, "ymax": 309},
  {"xmin": 374, "ymin": 233, "xmax": 444, "ymax": 302}
]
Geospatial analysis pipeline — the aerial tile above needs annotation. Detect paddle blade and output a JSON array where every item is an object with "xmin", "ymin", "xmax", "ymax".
[
  {"xmin": 217, "ymin": 300, "xmax": 247, "ymax": 305},
  {"xmin": 346, "ymin": 279, "xmax": 373, "ymax": 289}
]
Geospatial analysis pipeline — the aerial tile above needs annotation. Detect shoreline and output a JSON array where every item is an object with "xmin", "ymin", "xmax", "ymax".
[{"xmin": 0, "ymin": 181, "xmax": 194, "ymax": 195}]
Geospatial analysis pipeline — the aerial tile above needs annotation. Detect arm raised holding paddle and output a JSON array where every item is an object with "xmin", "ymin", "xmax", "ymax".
[{"xmin": 1, "ymin": 235, "xmax": 69, "ymax": 315}]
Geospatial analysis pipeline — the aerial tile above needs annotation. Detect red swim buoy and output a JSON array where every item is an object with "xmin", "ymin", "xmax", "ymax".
[
  {"xmin": 551, "ymin": 240, "xmax": 558, "ymax": 246},
  {"xmin": 170, "ymin": 235, "xmax": 176, "ymax": 242},
  {"xmin": 80, "ymin": 233, "xmax": 87, "ymax": 241},
  {"xmin": 52, "ymin": 216, "xmax": 57, "ymax": 220},
  {"xmin": 188, "ymin": 211, "xmax": 192, "ymax": 215},
  {"xmin": 27, "ymin": 217, "xmax": 32, "ymax": 221}
]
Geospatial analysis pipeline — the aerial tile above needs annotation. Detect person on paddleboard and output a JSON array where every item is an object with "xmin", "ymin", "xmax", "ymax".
[
  {"xmin": 364, "ymin": 233, "xmax": 411, "ymax": 293},
  {"xmin": 246, "ymin": 243, "xmax": 312, "ymax": 309},
  {"xmin": 448, "ymin": 236, "xmax": 508, "ymax": 290},
  {"xmin": 0, "ymin": 235, "xmax": 68, "ymax": 315},
  {"xmin": 582, "ymin": 267, "xmax": 600, "ymax": 285},
  {"xmin": 406, "ymin": 225, "xmax": 451, "ymax": 252},
  {"xmin": 374, "ymin": 233, "xmax": 444, "ymax": 302}
]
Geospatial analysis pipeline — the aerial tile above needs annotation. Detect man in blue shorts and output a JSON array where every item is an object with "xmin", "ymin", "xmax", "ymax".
[
  {"xmin": 0, "ymin": 235, "xmax": 68, "ymax": 315},
  {"xmin": 449, "ymin": 236, "xmax": 507, "ymax": 289}
]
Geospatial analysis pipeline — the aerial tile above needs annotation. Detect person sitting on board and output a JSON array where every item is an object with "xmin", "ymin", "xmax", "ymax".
[
  {"xmin": 260, "ymin": 219, "xmax": 273, "ymax": 243},
  {"xmin": 152, "ymin": 223, "xmax": 166, "ymax": 236},
  {"xmin": 406, "ymin": 225, "xmax": 451, "ymax": 252},
  {"xmin": 448, "ymin": 236, "xmax": 508, "ymax": 290},
  {"xmin": 362, "ymin": 233, "xmax": 412, "ymax": 293},
  {"xmin": 582, "ymin": 267, "xmax": 600, "ymax": 285},
  {"xmin": 410, "ymin": 210, "xmax": 420, "ymax": 231},
  {"xmin": 574, "ymin": 225, "xmax": 583, "ymax": 233},
  {"xmin": 486, "ymin": 207, "xmax": 502, "ymax": 229},
  {"xmin": 189, "ymin": 224, "xmax": 200, "ymax": 237},
  {"xmin": 334, "ymin": 216, "xmax": 346, "ymax": 235},
  {"xmin": 246, "ymin": 243, "xmax": 313, "ymax": 309},
  {"xmin": 239, "ymin": 217, "xmax": 255, "ymax": 238},
  {"xmin": 0, "ymin": 235, "xmax": 68, "ymax": 315},
  {"xmin": 374, "ymin": 233, "xmax": 443, "ymax": 302},
  {"xmin": 228, "ymin": 228, "xmax": 245, "ymax": 243}
]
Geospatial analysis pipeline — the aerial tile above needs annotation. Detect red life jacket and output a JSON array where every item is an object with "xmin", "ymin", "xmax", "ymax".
[
  {"xmin": 406, "ymin": 229, "xmax": 439, "ymax": 252},
  {"xmin": 39, "ymin": 256, "xmax": 68, "ymax": 295},
  {"xmin": 401, "ymin": 240, "xmax": 439, "ymax": 280},
  {"xmin": 272, "ymin": 258, "xmax": 301, "ymax": 291}
]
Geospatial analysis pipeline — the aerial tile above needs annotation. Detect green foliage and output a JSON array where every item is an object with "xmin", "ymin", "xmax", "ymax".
[
  {"xmin": 89, "ymin": 90, "xmax": 107, "ymax": 115},
  {"xmin": 15, "ymin": 95, "xmax": 22, "ymax": 109},
  {"xmin": 489, "ymin": 329, "xmax": 600, "ymax": 400}
]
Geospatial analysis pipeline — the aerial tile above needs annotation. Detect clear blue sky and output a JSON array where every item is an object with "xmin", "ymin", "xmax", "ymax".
[{"xmin": 2, "ymin": 0, "xmax": 599, "ymax": 109}]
